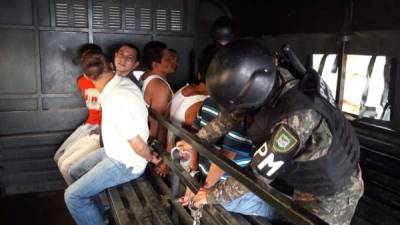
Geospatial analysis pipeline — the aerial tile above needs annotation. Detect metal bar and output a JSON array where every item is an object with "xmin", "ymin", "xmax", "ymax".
[
  {"xmin": 335, "ymin": 35, "xmax": 349, "ymax": 108},
  {"xmin": 161, "ymin": 154, "xmax": 245, "ymax": 225},
  {"xmin": 150, "ymin": 172, "xmax": 200, "ymax": 225},
  {"xmin": 318, "ymin": 54, "xmax": 328, "ymax": 76},
  {"xmin": 32, "ymin": 0, "xmax": 42, "ymax": 112},
  {"xmin": 161, "ymin": 149, "xmax": 270, "ymax": 225},
  {"xmin": 88, "ymin": 0, "xmax": 94, "ymax": 43},
  {"xmin": 170, "ymin": 173, "xmax": 181, "ymax": 224},
  {"xmin": 360, "ymin": 56, "xmax": 376, "ymax": 111},
  {"xmin": 151, "ymin": 110, "xmax": 328, "ymax": 225}
]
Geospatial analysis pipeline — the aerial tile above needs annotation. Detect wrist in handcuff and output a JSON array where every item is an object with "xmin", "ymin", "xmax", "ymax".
[{"xmin": 189, "ymin": 170, "xmax": 200, "ymax": 177}]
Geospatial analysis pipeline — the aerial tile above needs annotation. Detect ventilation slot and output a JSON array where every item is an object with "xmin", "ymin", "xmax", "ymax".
[
  {"xmin": 156, "ymin": 9, "xmax": 167, "ymax": 31},
  {"xmin": 93, "ymin": 0, "xmax": 121, "ymax": 29},
  {"xmin": 72, "ymin": 1, "xmax": 87, "ymax": 27},
  {"xmin": 93, "ymin": 4, "xmax": 105, "ymax": 28},
  {"xmin": 108, "ymin": 6, "xmax": 121, "ymax": 29},
  {"xmin": 55, "ymin": 2, "xmax": 68, "ymax": 27},
  {"xmin": 170, "ymin": 9, "xmax": 182, "ymax": 31},
  {"xmin": 55, "ymin": 0, "xmax": 87, "ymax": 27},
  {"xmin": 125, "ymin": 7, "xmax": 136, "ymax": 29},
  {"xmin": 139, "ymin": 8, "xmax": 151, "ymax": 30}
]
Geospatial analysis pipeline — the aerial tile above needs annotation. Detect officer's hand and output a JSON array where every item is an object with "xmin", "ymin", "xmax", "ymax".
[
  {"xmin": 178, "ymin": 187, "xmax": 194, "ymax": 206},
  {"xmin": 192, "ymin": 188, "xmax": 208, "ymax": 208}
]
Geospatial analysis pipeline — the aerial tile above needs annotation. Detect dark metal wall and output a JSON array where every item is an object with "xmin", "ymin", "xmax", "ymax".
[
  {"xmin": 0, "ymin": 0, "xmax": 200, "ymax": 195},
  {"xmin": 222, "ymin": 0, "xmax": 400, "ymax": 36}
]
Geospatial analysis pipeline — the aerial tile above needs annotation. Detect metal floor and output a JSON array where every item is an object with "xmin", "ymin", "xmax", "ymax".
[{"xmin": 0, "ymin": 190, "xmax": 75, "ymax": 225}]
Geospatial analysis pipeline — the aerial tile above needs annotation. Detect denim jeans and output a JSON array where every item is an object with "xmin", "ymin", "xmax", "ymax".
[
  {"xmin": 54, "ymin": 124, "xmax": 99, "ymax": 163},
  {"xmin": 58, "ymin": 134, "xmax": 100, "ymax": 185},
  {"xmin": 64, "ymin": 148, "xmax": 143, "ymax": 225},
  {"xmin": 222, "ymin": 192, "xmax": 278, "ymax": 219}
]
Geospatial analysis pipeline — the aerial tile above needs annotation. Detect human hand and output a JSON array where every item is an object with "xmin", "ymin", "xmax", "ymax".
[
  {"xmin": 150, "ymin": 152, "xmax": 162, "ymax": 166},
  {"xmin": 154, "ymin": 161, "xmax": 170, "ymax": 177},
  {"xmin": 178, "ymin": 187, "xmax": 194, "ymax": 206},
  {"xmin": 192, "ymin": 188, "xmax": 208, "ymax": 208},
  {"xmin": 175, "ymin": 140, "xmax": 194, "ymax": 154}
]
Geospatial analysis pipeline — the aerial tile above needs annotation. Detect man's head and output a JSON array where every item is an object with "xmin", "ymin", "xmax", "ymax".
[
  {"xmin": 77, "ymin": 44, "xmax": 102, "ymax": 68},
  {"xmin": 168, "ymin": 48, "xmax": 179, "ymax": 73},
  {"xmin": 211, "ymin": 16, "xmax": 235, "ymax": 46},
  {"xmin": 81, "ymin": 50, "xmax": 114, "ymax": 92},
  {"xmin": 78, "ymin": 43, "xmax": 102, "ymax": 58},
  {"xmin": 143, "ymin": 41, "xmax": 174, "ymax": 75},
  {"xmin": 114, "ymin": 43, "xmax": 140, "ymax": 76},
  {"xmin": 206, "ymin": 39, "xmax": 277, "ymax": 111}
]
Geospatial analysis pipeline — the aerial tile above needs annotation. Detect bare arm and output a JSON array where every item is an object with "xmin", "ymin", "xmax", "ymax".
[
  {"xmin": 203, "ymin": 150, "xmax": 236, "ymax": 188},
  {"xmin": 128, "ymin": 135, "xmax": 160, "ymax": 164},
  {"xmin": 144, "ymin": 79, "xmax": 172, "ymax": 144}
]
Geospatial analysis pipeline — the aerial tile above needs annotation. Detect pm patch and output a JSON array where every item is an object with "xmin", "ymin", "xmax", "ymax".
[{"xmin": 271, "ymin": 124, "xmax": 299, "ymax": 154}]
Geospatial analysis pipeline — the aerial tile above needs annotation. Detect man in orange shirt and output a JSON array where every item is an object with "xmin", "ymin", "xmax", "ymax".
[{"xmin": 54, "ymin": 44, "xmax": 102, "ymax": 165}]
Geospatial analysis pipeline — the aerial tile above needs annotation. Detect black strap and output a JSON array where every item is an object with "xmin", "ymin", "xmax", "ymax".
[
  {"xmin": 360, "ymin": 56, "xmax": 376, "ymax": 111},
  {"xmin": 318, "ymin": 54, "xmax": 328, "ymax": 75}
]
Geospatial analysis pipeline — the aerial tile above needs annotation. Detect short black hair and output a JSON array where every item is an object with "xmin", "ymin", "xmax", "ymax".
[
  {"xmin": 115, "ymin": 43, "xmax": 141, "ymax": 62},
  {"xmin": 197, "ymin": 43, "xmax": 222, "ymax": 82},
  {"xmin": 168, "ymin": 48, "xmax": 177, "ymax": 54},
  {"xmin": 78, "ymin": 43, "xmax": 102, "ymax": 58},
  {"xmin": 143, "ymin": 41, "xmax": 167, "ymax": 69},
  {"xmin": 81, "ymin": 51, "xmax": 112, "ymax": 81}
]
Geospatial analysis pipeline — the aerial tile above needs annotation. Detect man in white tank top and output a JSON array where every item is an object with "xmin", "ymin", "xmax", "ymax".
[{"xmin": 141, "ymin": 41, "xmax": 175, "ymax": 176}]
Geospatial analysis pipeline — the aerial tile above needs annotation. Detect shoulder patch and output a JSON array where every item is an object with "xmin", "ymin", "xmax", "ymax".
[{"xmin": 271, "ymin": 124, "xmax": 299, "ymax": 154}]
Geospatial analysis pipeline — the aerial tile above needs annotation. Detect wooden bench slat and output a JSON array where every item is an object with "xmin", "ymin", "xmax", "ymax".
[
  {"xmin": 121, "ymin": 183, "xmax": 152, "ymax": 225},
  {"xmin": 362, "ymin": 168, "xmax": 400, "ymax": 196},
  {"xmin": 137, "ymin": 178, "xmax": 174, "ymax": 225},
  {"xmin": 364, "ymin": 181, "xmax": 400, "ymax": 210},
  {"xmin": 351, "ymin": 215, "xmax": 374, "ymax": 225},
  {"xmin": 107, "ymin": 187, "xmax": 133, "ymax": 225},
  {"xmin": 355, "ymin": 195, "xmax": 400, "ymax": 225},
  {"xmin": 149, "ymin": 173, "xmax": 198, "ymax": 225}
]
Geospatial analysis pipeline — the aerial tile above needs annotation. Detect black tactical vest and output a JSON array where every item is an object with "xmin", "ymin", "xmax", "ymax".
[{"xmin": 248, "ymin": 72, "xmax": 360, "ymax": 195}]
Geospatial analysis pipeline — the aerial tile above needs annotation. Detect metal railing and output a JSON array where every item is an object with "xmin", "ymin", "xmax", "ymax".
[{"xmin": 151, "ymin": 110, "xmax": 328, "ymax": 225}]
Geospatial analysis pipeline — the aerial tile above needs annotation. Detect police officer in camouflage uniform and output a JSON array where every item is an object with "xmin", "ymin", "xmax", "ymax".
[{"xmin": 178, "ymin": 40, "xmax": 364, "ymax": 225}]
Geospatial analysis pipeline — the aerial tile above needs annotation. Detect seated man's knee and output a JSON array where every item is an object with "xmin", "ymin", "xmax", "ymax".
[
  {"xmin": 69, "ymin": 163, "xmax": 84, "ymax": 180},
  {"xmin": 64, "ymin": 186, "xmax": 78, "ymax": 207}
]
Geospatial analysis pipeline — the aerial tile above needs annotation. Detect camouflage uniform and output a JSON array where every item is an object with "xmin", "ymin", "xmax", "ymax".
[{"xmin": 198, "ymin": 67, "xmax": 364, "ymax": 225}]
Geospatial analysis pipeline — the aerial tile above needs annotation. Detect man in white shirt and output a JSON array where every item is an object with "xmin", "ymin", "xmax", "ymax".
[
  {"xmin": 113, "ymin": 43, "xmax": 142, "ymax": 88},
  {"xmin": 64, "ymin": 50, "xmax": 160, "ymax": 225}
]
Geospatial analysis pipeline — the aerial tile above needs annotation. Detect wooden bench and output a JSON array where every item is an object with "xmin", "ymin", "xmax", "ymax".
[{"xmin": 105, "ymin": 155, "xmax": 274, "ymax": 225}]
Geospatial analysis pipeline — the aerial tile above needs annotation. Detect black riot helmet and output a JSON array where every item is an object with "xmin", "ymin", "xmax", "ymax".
[
  {"xmin": 211, "ymin": 16, "xmax": 235, "ymax": 45},
  {"xmin": 206, "ymin": 40, "xmax": 277, "ymax": 111}
]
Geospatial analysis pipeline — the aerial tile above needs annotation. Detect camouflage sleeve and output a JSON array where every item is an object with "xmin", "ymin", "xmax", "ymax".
[
  {"xmin": 252, "ymin": 109, "xmax": 322, "ymax": 181},
  {"xmin": 207, "ymin": 177, "xmax": 250, "ymax": 205},
  {"xmin": 207, "ymin": 109, "xmax": 323, "ymax": 204},
  {"xmin": 196, "ymin": 109, "xmax": 245, "ymax": 144}
]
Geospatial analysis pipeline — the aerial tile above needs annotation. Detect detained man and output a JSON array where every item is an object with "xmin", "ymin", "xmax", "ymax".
[
  {"xmin": 64, "ymin": 50, "xmax": 161, "ymax": 225},
  {"xmin": 141, "ymin": 41, "xmax": 175, "ymax": 177},
  {"xmin": 114, "ymin": 43, "xmax": 142, "ymax": 88}
]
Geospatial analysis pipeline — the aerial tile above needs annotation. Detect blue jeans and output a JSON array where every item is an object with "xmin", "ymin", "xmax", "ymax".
[
  {"xmin": 64, "ymin": 148, "xmax": 143, "ymax": 225},
  {"xmin": 222, "ymin": 192, "xmax": 278, "ymax": 219}
]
